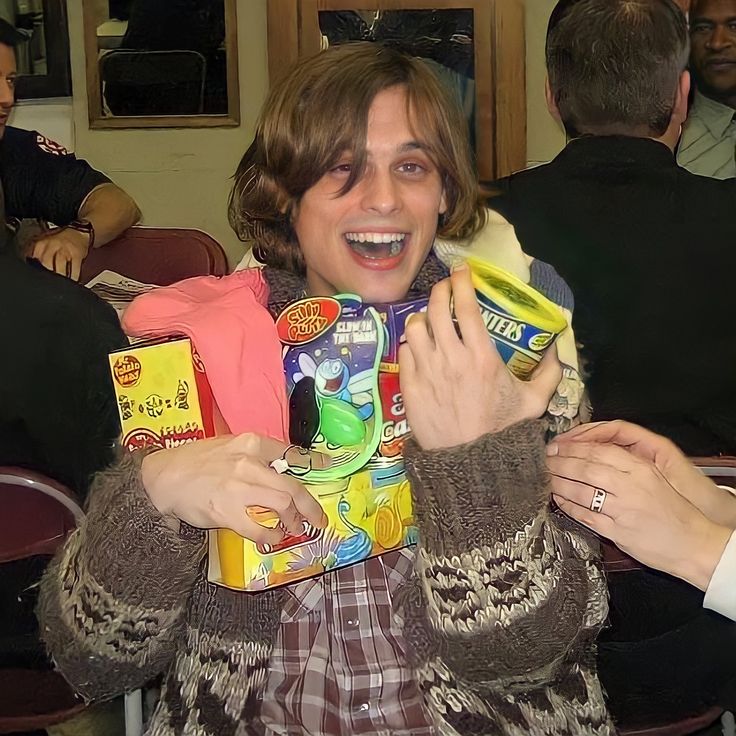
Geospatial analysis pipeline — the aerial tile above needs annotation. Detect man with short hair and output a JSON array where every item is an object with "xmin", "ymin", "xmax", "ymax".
[
  {"xmin": 0, "ymin": 19, "xmax": 140, "ymax": 280},
  {"xmin": 678, "ymin": 0, "xmax": 736, "ymax": 178},
  {"xmin": 492, "ymin": 0, "xmax": 736, "ymax": 456},
  {"xmin": 488, "ymin": 0, "xmax": 736, "ymax": 728}
]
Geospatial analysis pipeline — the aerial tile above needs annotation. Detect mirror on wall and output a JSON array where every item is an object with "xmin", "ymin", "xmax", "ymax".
[
  {"xmin": 0, "ymin": 0, "xmax": 71, "ymax": 99},
  {"xmin": 82, "ymin": 0, "xmax": 239, "ymax": 129}
]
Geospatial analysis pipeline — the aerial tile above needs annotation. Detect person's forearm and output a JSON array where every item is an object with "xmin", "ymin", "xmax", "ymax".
[
  {"xmin": 78, "ymin": 183, "xmax": 141, "ymax": 248},
  {"xmin": 677, "ymin": 519, "xmax": 731, "ymax": 592},
  {"xmin": 404, "ymin": 420, "xmax": 607, "ymax": 684},
  {"xmin": 703, "ymin": 487, "xmax": 736, "ymax": 530}
]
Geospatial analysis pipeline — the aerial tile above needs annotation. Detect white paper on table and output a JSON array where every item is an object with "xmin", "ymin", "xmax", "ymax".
[{"xmin": 85, "ymin": 270, "xmax": 157, "ymax": 342}]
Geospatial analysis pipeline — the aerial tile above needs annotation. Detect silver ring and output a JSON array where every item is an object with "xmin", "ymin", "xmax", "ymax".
[
  {"xmin": 590, "ymin": 487, "xmax": 607, "ymax": 513},
  {"xmin": 269, "ymin": 444, "xmax": 298, "ymax": 475}
]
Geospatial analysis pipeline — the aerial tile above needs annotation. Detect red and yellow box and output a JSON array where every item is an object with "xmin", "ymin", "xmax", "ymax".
[{"xmin": 109, "ymin": 337, "xmax": 216, "ymax": 451}]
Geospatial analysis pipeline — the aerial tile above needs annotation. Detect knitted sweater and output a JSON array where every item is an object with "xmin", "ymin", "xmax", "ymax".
[{"xmin": 38, "ymin": 257, "xmax": 613, "ymax": 736}]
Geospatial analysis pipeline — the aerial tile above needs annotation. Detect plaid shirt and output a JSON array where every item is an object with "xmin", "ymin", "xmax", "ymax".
[{"xmin": 258, "ymin": 548, "xmax": 435, "ymax": 735}]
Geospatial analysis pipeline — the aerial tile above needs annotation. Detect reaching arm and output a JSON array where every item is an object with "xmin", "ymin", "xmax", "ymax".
[
  {"xmin": 547, "ymin": 421, "xmax": 735, "ymax": 601},
  {"xmin": 397, "ymin": 268, "xmax": 613, "ymax": 733}
]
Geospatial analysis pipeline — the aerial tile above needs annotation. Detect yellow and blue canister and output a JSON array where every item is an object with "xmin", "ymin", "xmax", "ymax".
[{"xmin": 465, "ymin": 257, "xmax": 567, "ymax": 379}]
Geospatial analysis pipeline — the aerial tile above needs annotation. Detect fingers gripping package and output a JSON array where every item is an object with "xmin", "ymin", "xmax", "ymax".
[{"xmin": 209, "ymin": 294, "xmax": 426, "ymax": 591}]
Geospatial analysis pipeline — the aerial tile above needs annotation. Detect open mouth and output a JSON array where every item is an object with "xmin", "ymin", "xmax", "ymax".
[
  {"xmin": 344, "ymin": 231, "xmax": 407, "ymax": 260},
  {"xmin": 323, "ymin": 375, "xmax": 343, "ymax": 392},
  {"xmin": 257, "ymin": 519, "xmax": 322, "ymax": 554}
]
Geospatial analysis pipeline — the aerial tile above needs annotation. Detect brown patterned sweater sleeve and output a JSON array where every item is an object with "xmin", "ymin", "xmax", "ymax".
[
  {"xmin": 37, "ymin": 450, "xmax": 206, "ymax": 702},
  {"xmin": 402, "ymin": 419, "xmax": 612, "ymax": 734}
]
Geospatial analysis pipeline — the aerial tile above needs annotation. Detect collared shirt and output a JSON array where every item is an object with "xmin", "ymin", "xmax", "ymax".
[
  {"xmin": 258, "ymin": 548, "xmax": 434, "ymax": 736},
  {"xmin": 678, "ymin": 90, "xmax": 736, "ymax": 179},
  {"xmin": 704, "ymin": 529, "xmax": 736, "ymax": 621}
]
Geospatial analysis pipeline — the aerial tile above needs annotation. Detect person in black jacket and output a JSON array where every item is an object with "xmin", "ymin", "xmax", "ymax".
[
  {"xmin": 0, "ymin": 176, "xmax": 126, "ymax": 678},
  {"xmin": 0, "ymin": 249, "xmax": 126, "ymax": 497},
  {"xmin": 491, "ymin": 0, "xmax": 736, "ymax": 457},
  {"xmin": 488, "ymin": 0, "xmax": 736, "ymax": 729}
]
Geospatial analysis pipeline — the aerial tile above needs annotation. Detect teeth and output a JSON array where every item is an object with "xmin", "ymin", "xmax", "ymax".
[{"xmin": 344, "ymin": 232, "xmax": 406, "ymax": 244}]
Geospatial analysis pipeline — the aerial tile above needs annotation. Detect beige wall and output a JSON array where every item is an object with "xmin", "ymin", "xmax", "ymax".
[
  {"xmin": 58, "ymin": 0, "xmax": 559, "ymax": 267},
  {"xmin": 66, "ymin": 0, "xmax": 270, "ymax": 267},
  {"xmin": 525, "ymin": 0, "xmax": 566, "ymax": 167}
]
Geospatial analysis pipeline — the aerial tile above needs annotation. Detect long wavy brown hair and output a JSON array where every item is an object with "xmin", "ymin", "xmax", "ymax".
[{"xmin": 228, "ymin": 42, "xmax": 486, "ymax": 274}]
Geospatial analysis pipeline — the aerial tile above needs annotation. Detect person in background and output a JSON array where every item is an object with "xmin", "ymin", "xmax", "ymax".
[
  {"xmin": 0, "ymin": 19, "xmax": 140, "ymax": 280},
  {"xmin": 37, "ymin": 42, "xmax": 614, "ymax": 736},
  {"xmin": 491, "ymin": 0, "xmax": 736, "ymax": 457},
  {"xmin": 487, "ymin": 0, "xmax": 736, "ymax": 729},
  {"xmin": 678, "ymin": 0, "xmax": 736, "ymax": 178},
  {"xmin": 0, "ymin": 170, "xmax": 128, "ymax": 735},
  {"xmin": 547, "ymin": 420, "xmax": 736, "ymax": 622}
]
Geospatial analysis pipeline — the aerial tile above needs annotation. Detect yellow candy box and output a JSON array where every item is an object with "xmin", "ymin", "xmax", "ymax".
[{"xmin": 109, "ymin": 337, "xmax": 217, "ymax": 452}]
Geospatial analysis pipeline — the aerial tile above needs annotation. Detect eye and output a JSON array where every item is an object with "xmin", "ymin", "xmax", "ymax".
[
  {"xmin": 329, "ymin": 162, "xmax": 353, "ymax": 176},
  {"xmin": 690, "ymin": 22, "xmax": 711, "ymax": 33},
  {"xmin": 397, "ymin": 161, "xmax": 430, "ymax": 176},
  {"xmin": 6, "ymin": 76, "xmax": 15, "ymax": 88}
]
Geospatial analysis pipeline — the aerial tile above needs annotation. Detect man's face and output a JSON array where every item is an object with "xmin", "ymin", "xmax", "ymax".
[
  {"xmin": 0, "ymin": 43, "xmax": 15, "ymax": 137},
  {"xmin": 690, "ymin": 0, "xmax": 736, "ymax": 105},
  {"xmin": 293, "ymin": 85, "xmax": 447, "ymax": 304}
]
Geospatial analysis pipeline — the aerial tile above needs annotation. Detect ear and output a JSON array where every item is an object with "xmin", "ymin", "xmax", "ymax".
[
  {"xmin": 439, "ymin": 187, "xmax": 447, "ymax": 217},
  {"xmin": 672, "ymin": 70, "xmax": 691, "ymax": 125},
  {"xmin": 545, "ymin": 75, "xmax": 562, "ymax": 123}
]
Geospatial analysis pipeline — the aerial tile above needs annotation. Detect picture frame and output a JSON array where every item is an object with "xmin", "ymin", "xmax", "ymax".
[
  {"xmin": 81, "ymin": 0, "xmax": 240, "ymax": 129},
  {"xmin": 267, "ymin": 0, "xmax": 526, "ymax": 181}
]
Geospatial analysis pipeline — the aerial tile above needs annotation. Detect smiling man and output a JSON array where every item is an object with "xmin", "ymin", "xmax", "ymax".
[{"xmin": 678, "ymin": 0, "xmax": 736, "ymax": 177}]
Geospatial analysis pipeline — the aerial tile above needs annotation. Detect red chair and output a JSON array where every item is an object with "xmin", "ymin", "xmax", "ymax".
[
  {"xmin": 0, "ymin": 467, "xmax": 86, "ymax": 733},
  {"xmin": 0, "ymin": 468, "xmax": 146, "ymax": 736},
  {"xmin": 79, "ymin": 225, "xmax": 229, "ymax": 286},
  {"xmin": 601, "ymin": 457, "xmax": 736, "ymax": 736}
]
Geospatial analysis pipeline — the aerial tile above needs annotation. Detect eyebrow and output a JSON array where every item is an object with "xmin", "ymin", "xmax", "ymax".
[
  {"xmin": 691, "ymin": 15, "xmax": 736, "ymax": 23},
  {"xmin": 397, "ymin": 141, "xmax": 429, "ymax": 153}
]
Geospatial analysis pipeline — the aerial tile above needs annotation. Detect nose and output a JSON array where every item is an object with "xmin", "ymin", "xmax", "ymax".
[
  {"xmin": 707, "ymin": 24, "xmax": 732, "ymax": 50},
  {"xmin": 359, "ymin": 167, "xmax": 401, "ymax": 216}
]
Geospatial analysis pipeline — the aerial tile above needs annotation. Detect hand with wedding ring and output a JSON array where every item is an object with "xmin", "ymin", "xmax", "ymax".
[
  {"xmin": 546, "ymin": 423, "xmax": 732, "ymax": 591},
  {"xmin": 553, "ymin": 420, "xmax": 736, "ymax": 528},
  {"xmin": 142, "ymin": 433, "xmax": 329, "ymax": 545}
]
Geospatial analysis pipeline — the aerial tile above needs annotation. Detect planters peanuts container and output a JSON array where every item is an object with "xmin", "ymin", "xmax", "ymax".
[{"xmin": 465, "ymin": 257, "xmax": 567, "ymax": 379}]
